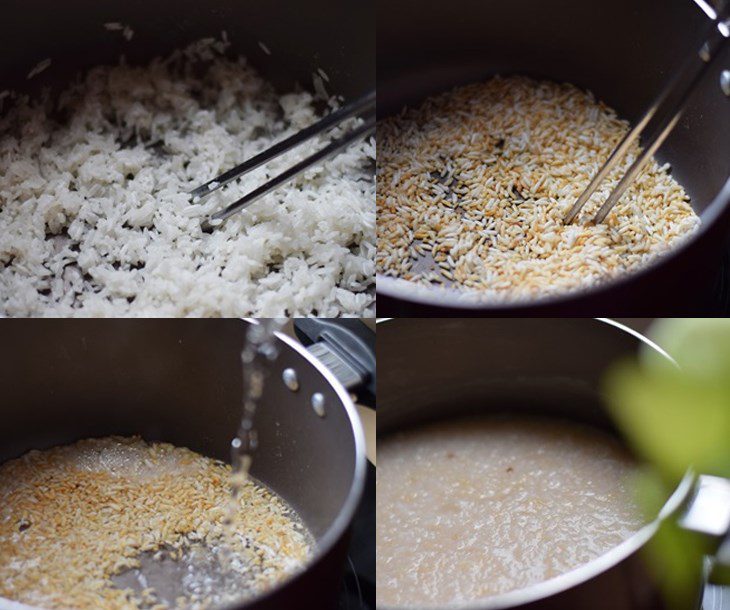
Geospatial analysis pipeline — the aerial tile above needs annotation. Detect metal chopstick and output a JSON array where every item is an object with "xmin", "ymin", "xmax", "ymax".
[
  {"xmin": 191, "ymin": 89, "xmax": 375, "ymax": 202},
  {"xmin": 564, "ymin": 12, "xmax": 729, "ymax": 225},
  {"xmin": 201, "ymin": 115, "xmax": 375, "ymax": 233}
]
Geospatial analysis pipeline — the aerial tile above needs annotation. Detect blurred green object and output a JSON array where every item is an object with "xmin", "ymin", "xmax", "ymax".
[{"xmin": 605, "ymin": 318, "xmax": 730, "ymax": 610}]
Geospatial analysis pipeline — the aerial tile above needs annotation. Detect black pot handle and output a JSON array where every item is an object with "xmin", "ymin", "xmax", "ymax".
[{"xmin": 293, "ymin": 319, "xmax": 375, "ymax": 408}]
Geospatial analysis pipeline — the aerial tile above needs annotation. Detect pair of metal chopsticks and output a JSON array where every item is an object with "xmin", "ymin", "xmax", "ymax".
[
  {"xmin": 192, "ymin": 89, "xmax": 375, "ymax": 232},
  {"xmin": 564, "ymin": 4, "xmax": 729, "ymax": 225}
]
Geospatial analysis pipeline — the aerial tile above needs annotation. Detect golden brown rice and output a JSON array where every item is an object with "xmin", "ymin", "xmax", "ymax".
[
  {"xmin": 376, "ymin": 76, "xmax": 700, "ymax": 301},
  {"xmin": 0, "ymin": 437, "xmax": 311, "ymax": 610}
]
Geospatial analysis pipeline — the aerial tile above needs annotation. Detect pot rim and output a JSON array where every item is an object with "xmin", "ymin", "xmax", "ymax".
[
  {"xmin": 0, "ymin": 319, "xmax": 368, "ymax": 610},
  {"xmin": 375, "ymin": 317, "xmax": 695, "ymax": 610},
  {"xmin": 376, "ymin": 177, "xmax": 730, "ymax": 311},
  {"xmin": 225, "ymin": 321, "xmax": 368, "ymax": 609}
]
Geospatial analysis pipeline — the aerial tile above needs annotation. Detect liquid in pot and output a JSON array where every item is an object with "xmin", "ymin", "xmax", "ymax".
[
  {"xmin": 376, "ymin": 417, "xmax": 643, "ymax": 607},
  {"xmin": 0, "ymin": 436, "xmax": 313, "ymax": 610}
]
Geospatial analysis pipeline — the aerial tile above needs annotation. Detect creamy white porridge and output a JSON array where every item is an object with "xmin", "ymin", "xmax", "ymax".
[{"xmin": 376, "ymin": 417, "xmax": 643, "ymax": 607}]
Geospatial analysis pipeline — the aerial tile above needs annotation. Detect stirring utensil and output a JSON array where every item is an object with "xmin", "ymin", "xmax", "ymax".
[
  {"xmin": 564, "ymin": 7, "xmax": 729, "ymax": 225},
  {"xmin": 191, "ymin": 90, "xmax": 376, "ymax": 232}
]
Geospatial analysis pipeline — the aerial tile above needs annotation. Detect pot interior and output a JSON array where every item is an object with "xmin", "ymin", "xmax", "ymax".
[
  {"xmin": 376, "ymin": 0, "xmax": 730, "ymax": 218},
  {"xmin": 378, "ymin": 318, "xmax": 651, "ymax": 435},
  {"xmin": 0, "ymin": 319, "xmax": 360, "ymax": 542},
  {"xmin": 376, "ymin": 318, "xmax": 688, "ymax": 609},
  {"xmin": 1, "ymin": 0, "xmax": 374, "ymax": 107}
]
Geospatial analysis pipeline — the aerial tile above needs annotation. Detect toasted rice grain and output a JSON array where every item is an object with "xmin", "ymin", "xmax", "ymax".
[
  {"xmin": 376, "ymin": 76, "xmax": 700, "ymax": 302},
  {"xmin": 0, "ymin": 437, "xmax": 312, "ymax": 610}
]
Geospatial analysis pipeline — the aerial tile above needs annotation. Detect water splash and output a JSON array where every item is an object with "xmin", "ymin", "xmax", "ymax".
[{"xmin": 223, "ymin": 318, "xmax": 286, "ymax": 534}]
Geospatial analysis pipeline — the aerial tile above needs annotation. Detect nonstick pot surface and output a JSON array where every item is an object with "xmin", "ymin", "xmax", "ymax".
[
  {"xmin": 377, "ymin": 318, "xmax": 654, "ymax": 435},
  {"xmin": 376, "ymin": 0, "xmax": 730, "ymax": 315},
  {"xmin": 1, "ymin": 0, "xmax": 374, "ymax": 102},
  {"xmin": 0, "ymin": 319, "xmax": 366, "ymax": 610}
]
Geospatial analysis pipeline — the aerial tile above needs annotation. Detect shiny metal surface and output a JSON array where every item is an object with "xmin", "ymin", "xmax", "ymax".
[
  {"xmin": 378, "ymin": 318, "xmax": 660, "ymax": 436},
  {"xmin": 282, "ymin": 367, "xmax": 300, "ymax": 391},
  {"xmin": 680, "ymin": 475, "xmax": 730, "ymax": 538},
  {"xmin": 565, "ymin": 10, "xmax": 729, "ymax": 224},
  {"xmin": 693, "ymin": 0, "xmax": 722, "ymax": 21},
  {"xmin": 590, "ymin": 22, "xmax": 729, "ymax": 224},
  {"xmin": 190, "ymin": 90, "xmax": 374, "ymax": 200},
  {"xmin": 201, "ymin": 118, "xmax": 376, "ymax": 231},
  {"xmin": 308, "ymin": 342, "xmax": 364, "ymax": 391},
  {"xmin": 312, "ymin": 392, "xmax": 327, "ymax": 418},
  {"xmin": 704, "ymin": 583, "xmax": 730, "ymax": 610},
  {"xmin": 721, "ymin": 69, "xmax": 730, "ymax": 96}
]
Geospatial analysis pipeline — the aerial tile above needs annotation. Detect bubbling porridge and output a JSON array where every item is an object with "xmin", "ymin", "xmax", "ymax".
[{"xmin": 376, "ymin": 417, "xmax": 643, "ymax": 607}]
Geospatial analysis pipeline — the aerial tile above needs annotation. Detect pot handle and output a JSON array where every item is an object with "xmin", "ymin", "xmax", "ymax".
[
  {"xmin": 293, "ymin": 319, "xmax": 376, "ymax": 408},
  {"xmin": 702, "ymin": 583, "xmax": 730, "ymax": 610},
  {"xmin": 678, "ymin": 474, "xmax": 730, "ymax": 593},
  {"xmin": 679, "ymin": 475, "xmax": 730, "ymax": 541}
]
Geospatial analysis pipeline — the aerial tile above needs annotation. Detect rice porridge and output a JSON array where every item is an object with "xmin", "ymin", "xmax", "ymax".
[{"xmin": 376, "ymin": 417, "xmax": 643, "ymax": 607}]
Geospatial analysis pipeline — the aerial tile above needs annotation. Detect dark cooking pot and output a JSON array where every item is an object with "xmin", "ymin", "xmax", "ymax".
[
  {"xmin": 0, "ymin": 318, "xmax": 372, "ymax": 610},
  {"xmin": 0, "ymin": 0, "xmax": 374, "ymax": 316},
  {"xmin": 1, "ymin": 0, "xmax": 373, "ymax": 102},
  {"xmin": 376, "ymin": 0, "xmax": 730, "ymax": 316},
  {"xmin": 377, "ymin": 318, "xmax": 730, "ymax": 610}
]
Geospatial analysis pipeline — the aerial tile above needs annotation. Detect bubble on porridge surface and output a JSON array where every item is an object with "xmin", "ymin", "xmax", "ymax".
[{"xmin": 376, "ymin": 416, "xmax": 644, "ymax": 607}]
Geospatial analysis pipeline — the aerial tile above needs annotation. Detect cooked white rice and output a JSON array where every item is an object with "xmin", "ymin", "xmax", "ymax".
[
  {"xmin": 103, "ymin": 22, "xmax": 134, "ymax": 40},
  {"xmin": 0, "ymin": 41, "xmax": 375, "ymax": 317},
  {"xmin": 312, "ymin": 73, "xmax": 329, "ymax": 101},
  {"xmin": 26, "ymin": 58, "xmax": 52, "ymax": 80},
  {"xmin": 376, "ymin": 75, "xmax": 700, "ymax": 302}
]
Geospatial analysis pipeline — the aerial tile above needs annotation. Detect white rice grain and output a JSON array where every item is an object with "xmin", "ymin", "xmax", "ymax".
[
  {"xmin": 105, "ymin": 22, "xmax": 134, "ymax": 41},
  {"xmin": 26, "ymin": 58, "xmax": 51, "ymax": 80},
  {"xmin": 312, "ymin": 74, "xmax": 329, "ymax": 100}
]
